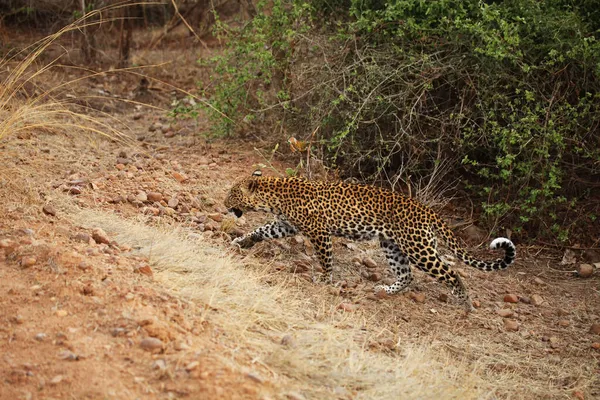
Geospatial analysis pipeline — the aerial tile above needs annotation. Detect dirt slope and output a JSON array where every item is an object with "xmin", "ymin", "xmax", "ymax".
[{"xmin": 0, "ymin": 95, "xmax": 599, "ymax": 399}]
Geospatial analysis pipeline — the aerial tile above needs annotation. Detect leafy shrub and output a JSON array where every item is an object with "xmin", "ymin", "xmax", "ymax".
[{"xmin": 197, "ymin": 0, "xmax": 600, "ymax": 244}]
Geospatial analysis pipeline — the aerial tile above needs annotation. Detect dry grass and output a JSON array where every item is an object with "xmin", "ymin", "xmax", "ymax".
[{"xmin": 70, "ymin": 208, "xmax": 493, "ymax": 399}]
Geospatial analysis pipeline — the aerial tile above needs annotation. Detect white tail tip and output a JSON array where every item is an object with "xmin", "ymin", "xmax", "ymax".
[{"xmin": 490, "ymin": 237, "xmax": 513, "ymax": 249}]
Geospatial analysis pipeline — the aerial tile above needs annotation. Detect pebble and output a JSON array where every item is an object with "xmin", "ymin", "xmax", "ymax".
[
  {"xmin": 58, "ymin": 350, "xmax": 79, "ymax": 361},
  {"xmin": 592, "ymin": 342, "xmax": 600, "ymax": 351},
  {"xmin": 134, "ymin": 264, "xmax": 153, "ymax": 276},
  {"xmin": 56, "ymin": 310, "xmax": 68, "ymax": 317},
  {"xmin": 50, "ymin": 375, "xmax": 64, "ymax": 385},
  {"xmin": 503, "ymin": 294, "xmax": 519, "ymax": 303},
  {"xmin": 472, "ymin": 299, "xmax": 481, "ymax": 308},
  {"xmin": 362, "ymin": 257, "xmax": 378, "ymax": 269},
  {"xmin": 497, "ymin": 309, "xmax": 514, "ymax": 318},
  {"xmin": 503, "ymin": 319, "xmax": 519, "ymax": 331},
  {"xmin": 77, "ymin": 262, "xmax": 91, "ymax": 271},
  {"xmin": 577, "ymin": 264, "xmax": 594, "ymax": 278},
  {"xmin": 531, "ymin": 294, "xmax": 544, "ymax": 306},
  {"xmin": 409, "ymin": 292, "xmax": 426, "ymax": 303},
  {"xmin": 281, "ymin": 335, "xmax": 295, "ymax": 347},
  {"xmin": 172, "ymin": 172, "xmax": 188, "ymax": 183},
  {"xmin": 140, "ymin": 337, "xmax": 164, "ymax": 352},
  {"xmin": 589, "ymin": 323, "xmax": 600, "ymax": 335},
  {"xmin": 91, "ymin": 228, "xmax": 111, "ymax": 245},
  {"xmin": 558, "ymin": 319, "xmax": 570, "ymax": 327},
  {"xmin": 35, "ymin": 333, "xmax": 47, "ymax": 341},
  {"xmin": 533, "ymin": 277, "xmax": 545, "ymax": 285},
  {"xmin": 73, "ymin": 232, "xmax": 91, "ymax": 243},
  {"xmin": 208, "ymin": 213, "xmax": 223, "ymax": 222},
  {"xmin": 337, "ymin": 303, "xmax": 355, "ymax": 312},
  {"xmin": 185, "ymin": 361, "xmax": 200, "ymax": 371},
  {"xmin": 42, "ymin": 204, "xmax": 56, "ymax": 216},
  {"xmin": 168, "ymin": 198, "xmax": 179, "ymax": 208},
  {"xmin": 438, "ymin": 293, "xmax": 449, "ymax": 303},
  {"xmin": 20, "ymin": 256, "xmax": 37, "ymax": 268},
  {"xmin": 366, "ymin": 272, "xmax": 381, "ymax": 282},
  {"xmin": 152, "ymin": 359, "xmax": 167, "ymax": 371},
  {"xmin": 147, "ymin": 192, "xmax": 162, "ymax": 202},
  {"xmin": 0, "ymin": 238, "xmax": 17, "ymax": 249}
]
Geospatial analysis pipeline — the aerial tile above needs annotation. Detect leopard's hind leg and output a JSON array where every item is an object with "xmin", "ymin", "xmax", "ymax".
[{"xmin": 375, "ymin": 239, "xmax": 413, "ymax": 294}]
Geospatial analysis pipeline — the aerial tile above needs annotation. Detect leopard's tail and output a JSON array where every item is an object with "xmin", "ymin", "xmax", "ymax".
[{"xmin": 434, "ymin": 217, "xmax": 516, "ymax": 271}]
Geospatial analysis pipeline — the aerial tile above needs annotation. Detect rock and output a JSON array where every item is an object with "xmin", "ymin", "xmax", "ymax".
[
  {"xmin": 35, "ymin": 333, "xmax": 47, "ymax": 341},
  {"xmin": 367, "ymin": 272, "xmax": 382, "ymax": 282},
  {"xmin": 147, "ymin": 192, "xmax": 162, "ymax": 202},
  {"xmin": 590, "ymin": 323, "xmax": 600, "ymax": 335},
  {"xmin": 503, "ymin": 294, "xmax": 519, "ymax": 303},
  {"xmin": 42, "ymin": 204, "xmax": 56, "ymax": 216},
  {"xmin": 409, "ymin": 292, "xmax": 426, "ymax": 303},
  {"xmin": 560, "ymin": 249, "xmax": 576, "ymax": 265},
  {"xmin": 573, "ymin": 390, "xmax": 585, "ymax": 400},
  {"xmin": 50, "ymin": 375, "xmax": 64, "ymax": 385},
  {"xmin": 362, "ymin": 257, "xmax": 378, "ymax": 269},
  {"xmin": 497, "ymin": 309, "xmax": 514, "ymax": 318},
  {"xmin": 77, "ymin": 262, "xmax": 91, "ymax": 271},
  {"xmin": 56, "ymin": 310, "xmax": 68, "ymax": 317},
  {"xmin": 208, "ymin": 213, "xmax": 223, "ymax": 222},
  {"xmin": 185, "ymin": 361, "xmax": 200, "ymax": 371},
  {"xmin": 592, "ymin": 342, "xmax": 600, "ymax": 351},
  {"xmin": 140, "ymin": 337, "xmax": 164, "ymax": 352},
  {"xmin": 136, "ymin": 191, "xmax": 148, "ymax": 202},
  {"xmin": 172, "ymin": 172, "xmax": 188, "ymax": 183},
  {"xmin": 533, "ymin": 277, "xmax": 545, "ymax": 285},
  {"xmin": 91, "ymin": 228, "xmax": 111, "ymax": 245},
  {"xmin": 73, "ymin": 232, "xmax": 91, "ymax": 243},
  {"xmin": 531, "ymin": 294, "xmax": 544, "ymax": 306},
  {"xmin": 337, "ymin": 303, "xmax": 355, "ymax": 312},
  {"xmin": 13, "ymin": 315, "xmax": 24, "ymax": 324},
  {"xmin": 558, "ymin": 319, "xmax": 570, "ymax": 327},
  {"xmin": 281, "ymin": 335, "xmax": 295, "ymax": 347},
  {"xmin": 472, "ymin": 299, "xmax": 481, "ymax": 308},
  {"xmin": 134, "ymin": 264, "xmax": 153, "ymax": 276},
  {"xmin": 168, "ymin": 198, "xmax": 179, "ymax": 208},
  {"xmin": 116, "ymin": 157, "xmax": 130, "ymax": 165},
  {"xmin": 0, "ymin": 238, "xmax": 17, "ymax": 249},
  {"xmin": 519, "ymin": 296, "xmax": 531, "ymax": 304},
  {"xmin": 67, "ymin": 186, "xmax": 82, "ymax": 195},
  {"xmin": 152, "ymin": 359, "xmax": 167, "ymax": 371},
  {"xmin": 503, "ymin": 319, "xmax": 519, "ymax": 332},
  {"xmin": 20, "ymin": 256, "xmax": 37, "ymax": 268},
  {"xmin": 438, "ymin": 293, "xmax": 449, "ymax": 303},
  {"xmin": 58, "ymin": 350, "xmax": 79, "ymax": 361},
  {"xmin": 577, "ymin": 264, "xmax": 594, "ymax": 278}
]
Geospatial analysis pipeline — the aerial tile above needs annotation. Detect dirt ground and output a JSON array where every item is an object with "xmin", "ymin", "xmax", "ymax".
[{"xmin": 1, "ymin": 37, "xmax": 600, "ymax": 400}]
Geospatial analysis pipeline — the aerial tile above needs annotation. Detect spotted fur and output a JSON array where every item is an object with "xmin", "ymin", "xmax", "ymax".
[{"xmin": 225, "ymin": 171, "xmax": 516, "ymax": 310}]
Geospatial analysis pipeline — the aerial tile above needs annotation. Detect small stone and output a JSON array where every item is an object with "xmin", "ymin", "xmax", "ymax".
[
  {"xmin": 438, "ymin": 293, "xmax": 449, "ymax": 303},
  {"xmin": 573, "ymin": 390, "xmax": 585, "ymax": 400},
  {"xmin": 91, "ymin": 228, "xmax": 111, "ymax": 245},
  {"xmin": 409, "ymin": 292, "xmax": 426, "ymax": 303},
  {"xmin": 472, "ymin": 299, "xmax": 481, "ymax": 308},
  {"xmin": 519, "ymin": 296, "xmax": 531, "ymax": 304},
  {"xmin": 337, "ymin": 303, "xmax": 355, "ymax": 312},
  {"xmin": 172, "ymin": 172, "xmax": 188, "ymax": 183},
  {"xmin": 531, "ymin": 294, "xmax": 544, "ymax": 306},
  {"xmin": 0, "ymin": 238, "xmax": 17, "ymax": 249},
  {"xmin": 42, "ymin": 204, "xmax": 56, "ymax": 216},
  {"xmin": 77, "ymin": 262, "xmax": 91, "ymax": 271},
  {"xmin": 367, "ymin": 272, "xmax": 381, "ymax": 282},
  {"xmin": 577, "ymin": 264, "xmax": 594, "ymax": 278},
  {"xmin": 67, "ymin": 186, "xmax": 82, "ymax": 195},
  {"xmin": 168, "ymin": 198, "xmax": 179, "ymax": 208},
  {"xmin": 50, "ymin": 375, "xmax": 64, "ymax": 385},
  {"xmin": 152, "ymin": 359, "xmax": 167, "ymax": 371},
  {"xmin": 13, "ymin": 315, "xmax": 24, "ymax": 324},
  {"xmin": 533, "ymin": 277, "xmax": 545, "ymax": 285},
  {"xmin": 115, "ymin": 163, "xmax": 126, "ymax": 170},
  {"xmin": 375, "ymin": 289, "xmax": 388, "ymax": 299},
  {"xmin": 147, "ymin": 192, "xmax": 162, "ymax": 202},
  {"xmin": 56, "ymin": 310, "xmax": 68, "ymax": 317},
  {"xmin": 174, "ymin": 341, "xmax": 190, "ymax": 351},
  {"xmin": 362, "ymin": 257, "xmax": 378, "ymax": 269},
  {"xmin": 558, "ymin": 319, "xmax": 570, "ymax": 327},
  {"xmin": 140, "ymin": 337, "xmax": 164, "ymax": 352},
  {"xmin": 503, "ymin": 294, "xmax": 519, "ymax": 303},
  {"xmin": 73, "ymin": 232, "xmax": 91, "ymax": 243},
  {"xmin": 135, "ymin": 264, "xmax": 153, "ymax": 276},
  {"xmin": 281, "ymin": 335, "xmax": 295, "ymax": 347},
  {"xmin": 247, "ymin": 372, "xmax": 263, "ymax": 383},
  {"xmin": 20, "ymin": 256, "xmax": 37, "ymax": 268},
  {"xmin": 503, "ymin": 319, "xmax": 519, "ymax": 332},
  {"xmin": 208, "ymin": 213, "xmax": 223, "ymax": 222},
  {"xmin": 185, "ymin": 361, "xmax": 200, "ymax": 371},
  {"xmin": 497, "ymin": 309, "xmax": 514, "ymax": 318},
  {"xmin": 58, "ymin": 350, "xmax": 79, "ymax": 361},
  {"xmin": 136, "ymin": 191, "xmax": 148, "ymax": 202},
  {"xmin": 589, "ymin": 323, "xmax": 600, "ymax": 335},
  {"xmin": 35, "ymin": 333, "xmax": 47, "ymax": 341},
  {"xmin": 116, "ymin": 157, "xmax": 130, "ymax": 165},
  {"xmin": 591, "ymin": 342, "xmax": 600, "ymax": 351}
]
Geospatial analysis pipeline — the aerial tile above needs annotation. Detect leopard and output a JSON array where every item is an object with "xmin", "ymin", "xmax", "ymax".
[{"xmin": 224, "ymin": 170, "xmax": 516, "ymax": 310}]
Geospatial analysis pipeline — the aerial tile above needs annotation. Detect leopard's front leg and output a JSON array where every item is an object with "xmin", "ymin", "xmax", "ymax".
[
  {"xmin": 303, "ymin": 229, "xmax": 334, "ymax": 284},
  {"xmin": 232, "ymin": 219, "xmax": 298, "ymax": 249}
]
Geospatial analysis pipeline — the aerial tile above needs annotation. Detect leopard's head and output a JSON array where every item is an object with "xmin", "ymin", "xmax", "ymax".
[{"xmin": 224, "ymin": 170, "xmax": 264, "ymax": 218}]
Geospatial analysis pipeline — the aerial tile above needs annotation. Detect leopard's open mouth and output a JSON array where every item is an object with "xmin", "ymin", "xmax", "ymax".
[{"xmin": 229, "ymin": 208, "xmax": 243, "ymax": 218}]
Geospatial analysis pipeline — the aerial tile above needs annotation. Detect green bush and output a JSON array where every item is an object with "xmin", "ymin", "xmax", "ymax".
[{"xmin": 195, "ymin": 0, "xmax": 600, "ymax": 244}]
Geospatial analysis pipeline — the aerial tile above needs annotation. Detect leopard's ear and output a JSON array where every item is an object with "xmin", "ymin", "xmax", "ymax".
[{"xmin": 252, "ymin": 170, "xmax": 262, "ymax": 177}]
